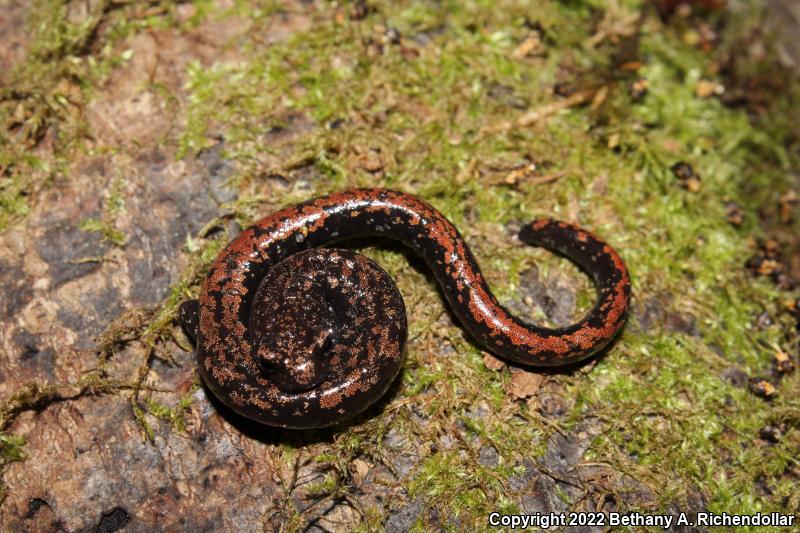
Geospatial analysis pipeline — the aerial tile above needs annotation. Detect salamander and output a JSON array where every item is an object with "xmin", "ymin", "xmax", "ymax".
[{"xmin": 179, "ymin": 188, "xmax": 630, "ymax": 428}]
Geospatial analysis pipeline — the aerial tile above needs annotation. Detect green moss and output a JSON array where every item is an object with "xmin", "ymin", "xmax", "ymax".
[
  {"xmin": 167, "ymin": 0, "xmax": 798, "ymax": 522},
  {"xmin": 0, "ymin": 433, "xmax": 26, "ymax": 464},
  {"xmin": 408, "ymin": 448, "xmax": 521, "ymax": 528},
  {"xmin": 168, "ymin": 0, "xmax": 800, "ymax": 523},
  {"xmin": 0, "ymin": 178, "xmax": 29, "ymax": 231},
  {"xmin": 143, "ymin": 386, "xmax": 197, "ymax": 434},
  {"xmin": 78, "ymin": 218, "xmax": 125, "ymax": 246},
  {"xmin": 0, "ymin": 432, "xmax": 26, "ymax": 504},
  {"xmin": 77, "ymin": 176, "xmax": 128, "ymax": 245},
  {"xmin": 131, "ymin": 401, "xmax": 155, "ymax": 442}
]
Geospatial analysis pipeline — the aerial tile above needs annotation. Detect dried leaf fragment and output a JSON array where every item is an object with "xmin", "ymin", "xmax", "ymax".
[
  {"xmin": 483, "ymin": 352, "xmax": 506, "ymax": 371},
  {"xmin": 505, "ymin": 372, "xmax": 544, "ymax": 399}
]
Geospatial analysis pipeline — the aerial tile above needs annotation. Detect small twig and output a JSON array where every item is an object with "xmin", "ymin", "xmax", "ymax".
[
  {"xmin": 527, "ymin": 171, "xmax": 569, "ymax": 185},
  {"xmin": 0, "ymin": 375, "xmax": 155, "ymax": 432},
  {"xmin": 482, "ymin": 88, "xmax": 601, "ymax": 134},
  {"xmin": 535, "ymin": 465, "xmax": 585, "ymax": 489}
]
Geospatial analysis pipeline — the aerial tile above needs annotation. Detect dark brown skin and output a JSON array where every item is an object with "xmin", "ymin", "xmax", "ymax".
[{"xmin": 179, "ymin": 188, "xmax": 631, "ymax": 428}]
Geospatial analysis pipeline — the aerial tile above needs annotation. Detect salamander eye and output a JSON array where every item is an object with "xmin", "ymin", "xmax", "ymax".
[{"xmin": 255, "ymin": 345, "xmax": 280, "ymax": 374}]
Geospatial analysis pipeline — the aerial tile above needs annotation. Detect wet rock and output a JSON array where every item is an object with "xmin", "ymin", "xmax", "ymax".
[
  {"xmin": 511, "ymin": 266, "xmax": 578, "ymax": 328},
  {"xmin": 12, "ymin": 327, "xmax": 57, "ymax": 378},
  {"xmin": 0, "ymin": 259, "xmax": 33, "ymax": 319},
  {"xmin": 665, "ymin": 487, "xmax": 708, "ymax": 533},
  {"xmin": 541, "ymin": 422, "xmax": 599, "ymax": 474},
  {"xmin": 384, "ymin": 498, "xmax": 423, "ymax": 533},
  {"xmin": 465, "ymin": 401, "xmax": 490, "ymax": 419},
  {"xmin": 720, "ymin": 366, "xmax": 748, "ymax": 388},
  {"xmin": 510, "ymin": 420, "xmax": 610, "ymax": 516},
  {"xmin": 634, "ymin": 294, "xmax": 698, "ymax": 336},
  {"xmin": 55, "ymin": 282, "xmax": 126, "ymax": 350},
  {"xmin": 521, "ymin": 475, "xmax": 567, "ymax": 515},
  {"xmin": 0, "ymin": 0, "xmax": 30, "ymax": 81},
  {"xmin": 0, "ymin": 5, "xmax": 317, "ymax": 532},
  {"xmin": 478, "ymin": 445, "xmax": 499, "ymax": 467},
  {"xmin": 318, "ymin": 504, "xmax": 360, "ymax": 532},
  {"xmin": 35, "ymin": 221, "xmax": 110, "ymax": 288},
  {"xmin": 197, "ymin": 141, "xmax": 238, "ymax": 204}
]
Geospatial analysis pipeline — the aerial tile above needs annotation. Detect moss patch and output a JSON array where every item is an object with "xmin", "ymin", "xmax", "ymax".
[{"xmin": 169, "ymin": 0, "xmax": 799, "ymax": 524}]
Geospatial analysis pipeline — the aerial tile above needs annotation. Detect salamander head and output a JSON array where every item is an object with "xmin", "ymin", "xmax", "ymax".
[
  {"xmin": 250, "ymin": 281, "xmax": 338, "ymax": 393},
  {"xmin": 255, "ymin": 320, "xmax": 334, "ymax": 392}
]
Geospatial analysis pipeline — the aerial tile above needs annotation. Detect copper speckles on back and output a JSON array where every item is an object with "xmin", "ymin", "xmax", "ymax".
[{"xmin": 191, "ymin": 188, "xmax": 630, "ymax": 428}]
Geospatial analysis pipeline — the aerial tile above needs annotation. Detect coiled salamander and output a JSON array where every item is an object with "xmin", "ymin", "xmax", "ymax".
[{"xmin": 179, "ymin": 188, "xmax": 630, "ymax": 428}]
